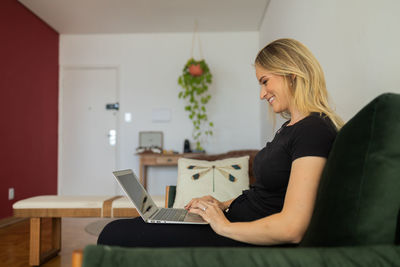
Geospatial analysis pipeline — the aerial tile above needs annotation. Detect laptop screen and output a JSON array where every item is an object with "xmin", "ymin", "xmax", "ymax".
[{"xmin": 113, "ymin": 169, "xmax": 158, "ymax": 221}]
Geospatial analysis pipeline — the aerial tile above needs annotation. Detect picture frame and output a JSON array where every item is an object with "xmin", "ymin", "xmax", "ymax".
[{"xmin": 139, "ymin": 131, "xmax": 163, "ymax": 149}]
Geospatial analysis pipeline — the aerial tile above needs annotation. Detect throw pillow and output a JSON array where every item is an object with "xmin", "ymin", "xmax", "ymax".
[
  {"xmin": 301, "ymin": 93, "xmax": 400, "ymax": 246},
  {"xmin": 173, "ymin": 156, "xmax": 250, "ymax": 208}
]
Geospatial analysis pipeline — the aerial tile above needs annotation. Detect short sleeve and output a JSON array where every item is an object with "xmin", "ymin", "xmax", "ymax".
[{"xmin": 291, "ymin": 118, "xmax": 337, "ymax": 161}]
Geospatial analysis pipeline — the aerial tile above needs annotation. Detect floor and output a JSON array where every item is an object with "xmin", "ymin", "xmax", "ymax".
[{"xmin": 0, "ymin": 217, "xmax": 103, "ymax": 267}]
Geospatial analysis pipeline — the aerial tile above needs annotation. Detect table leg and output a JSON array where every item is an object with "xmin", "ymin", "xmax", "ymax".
[
  {"xmin": 139, "ymin": 159, "xmax": 146, "ymax": 189},
  {"xmin": 141, "ymin": 166, "xmax": 148, "ymax": 189},
  {"xmin": 29, "ymin": 218, "xmax": 41, "ymax": 266},
  {"xmin": 52, "ymin": 218, "xmax": 61, "ymax": 251},
  {"xmin": 29, "ymin": 217, "xmax": 61, "ymax": 266},
  {"xmin": 72, "ymin": 249, "xmax": 83, "ymax": 267}
]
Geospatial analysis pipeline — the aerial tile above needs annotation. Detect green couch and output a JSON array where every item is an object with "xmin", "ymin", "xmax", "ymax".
[{"xmin": 82, "ymin": 93, "xmax": 400, "ymax": 267}]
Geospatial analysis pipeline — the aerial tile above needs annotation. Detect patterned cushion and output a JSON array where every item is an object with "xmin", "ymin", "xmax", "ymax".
[
  {"xmin": 187, "ymin": 150, "xmax": 259, "ymax": 184},
  {"xmin": 173, "ymin": 156, "xmax": 250, "ymax": 208}
]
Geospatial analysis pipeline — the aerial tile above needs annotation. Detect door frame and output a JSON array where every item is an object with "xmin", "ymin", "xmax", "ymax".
[{"xmin": 58, "ymin": 65, "xmax": 121, "ymax": 195}]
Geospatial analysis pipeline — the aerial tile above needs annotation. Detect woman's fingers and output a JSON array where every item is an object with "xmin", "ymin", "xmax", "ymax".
[
  {"xmin": 189, "ymin": 200, "xmax": 227, "ymax": 229},
  {"xmin": 191, "ymin": 200, "xmax": 217, "ymax": 213},
  {"xmin": 188, "ymin": 201, "xmax": 212, "ymax": 222},
  {"xmin": 185, "ymin": 195, "xmax": 218, "ymax": 210},
  {"xmin": 184, "ymin": 198, "xmax": 199, "ymax": 210}
]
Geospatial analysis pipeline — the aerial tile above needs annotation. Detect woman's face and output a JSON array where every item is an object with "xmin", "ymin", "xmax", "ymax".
[{"xmin": 255, "ymin": 65, "xmax": 291, "ymax": 114}]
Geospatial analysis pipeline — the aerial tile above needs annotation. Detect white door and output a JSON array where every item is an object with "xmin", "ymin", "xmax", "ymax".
[{"xmin": 60, "ymin": 67, "xmax": 119, "ymax": 195}]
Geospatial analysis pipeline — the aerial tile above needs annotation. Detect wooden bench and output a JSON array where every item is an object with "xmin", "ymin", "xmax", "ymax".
[{"xmin": 12, "ymin": 195, "xmax": 159, "ymax": 266}]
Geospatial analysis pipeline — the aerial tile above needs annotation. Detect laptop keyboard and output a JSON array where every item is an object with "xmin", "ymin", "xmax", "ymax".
[{"xmin": 152, "ymin": 208, "xmax": 187, "ymax": 221}]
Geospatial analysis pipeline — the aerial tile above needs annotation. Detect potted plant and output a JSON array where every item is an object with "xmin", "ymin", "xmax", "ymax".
[{"xmin": 178, "ymin": 58, "xmax": 213, "ymax": 152}]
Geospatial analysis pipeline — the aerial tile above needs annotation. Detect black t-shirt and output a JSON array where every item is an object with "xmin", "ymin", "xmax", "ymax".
[{"xmin": 226, "ymin": 113, "xmax": 337, "ymax": 222}]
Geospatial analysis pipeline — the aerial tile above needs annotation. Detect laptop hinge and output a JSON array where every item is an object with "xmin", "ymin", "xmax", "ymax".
[{"xmin": 148, "ymin": 208, "xmax": 161, "ymax": 220}]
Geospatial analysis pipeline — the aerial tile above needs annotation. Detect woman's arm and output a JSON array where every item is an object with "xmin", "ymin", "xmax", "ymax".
[{"xmin": 189, "ymin": 156, "xmax": 327, "ymax": 245}]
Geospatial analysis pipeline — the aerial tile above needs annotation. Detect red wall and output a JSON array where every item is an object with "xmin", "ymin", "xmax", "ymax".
[{"xmin": 0, "ymin": 0, "xmax": 59, "ymax": 219}]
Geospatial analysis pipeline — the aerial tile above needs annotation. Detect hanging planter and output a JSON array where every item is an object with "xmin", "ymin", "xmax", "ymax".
[
  {"xmin": 178, "ymin": 58, "xmax": 213, "ymax": 152},
  {"xmin": 188, "ymin": 63, "xmax": 203, "ymax": 76}
]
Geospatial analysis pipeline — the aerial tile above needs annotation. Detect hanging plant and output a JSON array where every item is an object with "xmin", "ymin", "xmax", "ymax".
[{"xmin": 178, "ymin": 58, "xmax": 213, "ymax": 152}]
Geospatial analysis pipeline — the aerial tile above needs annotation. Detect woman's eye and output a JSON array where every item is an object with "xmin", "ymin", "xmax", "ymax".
[{"xmin": 262, "ymin": 79, "xmax": 268, "ymax": 85}]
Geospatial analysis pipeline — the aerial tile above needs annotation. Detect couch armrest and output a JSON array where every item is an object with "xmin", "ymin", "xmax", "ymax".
[
  {"xmin": 82, "ymin": 244, "xmax": 400, "ymax": 267},
  {"xmin": 165, "ymin": 186, "xmax": 176, "ymax": 208}
]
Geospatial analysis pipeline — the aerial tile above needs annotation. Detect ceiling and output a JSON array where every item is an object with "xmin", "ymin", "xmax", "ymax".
[{"xmin": 18, "ymin": 0, "xmax": 269, "ymax": 34}]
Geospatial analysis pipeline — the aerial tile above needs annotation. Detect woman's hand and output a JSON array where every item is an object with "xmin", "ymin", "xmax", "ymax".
[
  {"xmin": 184, "ymin": 195, "xmax": 227, "ymax": 211},
  {"xmin": 188, "ymin": 200, "xmax": 231, "ymax": 235}
]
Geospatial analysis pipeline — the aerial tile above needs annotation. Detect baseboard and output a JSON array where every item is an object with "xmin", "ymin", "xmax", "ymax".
[{"xmin": 0, "ymin": 216, "xmax": 28, "ymax": 228}]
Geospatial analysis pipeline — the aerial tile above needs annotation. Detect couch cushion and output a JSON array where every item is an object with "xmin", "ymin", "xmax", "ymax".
[
  {"xmin": 82, "ymin": 244, "xmax": 400, "ymax": 267},
  {"xmin": 301, "ymin": 93, "xmax": 400, "ymax": 246}
]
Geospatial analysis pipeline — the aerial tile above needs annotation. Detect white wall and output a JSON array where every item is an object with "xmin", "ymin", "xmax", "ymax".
[
  {"xmin": 259, "ymin": 0, "xmax": 400, "ymax": 141},
  {"xmin": 60, "ymin": 32, "xmax": 261, "ymax": 195}
]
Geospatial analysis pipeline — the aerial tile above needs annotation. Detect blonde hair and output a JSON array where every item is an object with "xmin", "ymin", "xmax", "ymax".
[{"xmin": 255, "ymin": 38, "xmax": 344, "ymax": 130}]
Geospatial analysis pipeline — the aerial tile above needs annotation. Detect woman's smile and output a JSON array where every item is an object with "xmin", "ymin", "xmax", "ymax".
[{"xmin": 267, "ymin": 95, "xmax": 275, "ymax": 104}]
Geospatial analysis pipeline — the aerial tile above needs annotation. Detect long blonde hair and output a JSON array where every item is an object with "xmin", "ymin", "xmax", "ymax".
[{"xmin": 255, "ymin": 38, "xmax": 344, "ymax": 130}]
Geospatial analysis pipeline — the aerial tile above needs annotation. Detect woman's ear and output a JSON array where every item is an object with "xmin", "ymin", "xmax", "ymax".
[{"xmin": 288, "ymin": 74, "xmax": 296, "ymax": 88}]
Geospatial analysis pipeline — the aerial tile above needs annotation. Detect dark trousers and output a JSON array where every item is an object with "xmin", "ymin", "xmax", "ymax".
[
  {"xmin": 97, "ymin": 194, "xmax": 266, "ymax": 247},
  {"xmin": 97, "ymin": 217, "xmax": 256, "ymax": 247}
]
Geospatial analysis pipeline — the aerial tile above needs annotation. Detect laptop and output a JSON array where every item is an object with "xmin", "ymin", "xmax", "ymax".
[{"xmin": 113, "ymin": 169, "xmax": 207, "ymax": 224}]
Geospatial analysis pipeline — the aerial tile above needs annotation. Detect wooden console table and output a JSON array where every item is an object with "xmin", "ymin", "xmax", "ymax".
[{"xmin": 138, "ymin": 153, "xmax": 201, "ymax": 189}]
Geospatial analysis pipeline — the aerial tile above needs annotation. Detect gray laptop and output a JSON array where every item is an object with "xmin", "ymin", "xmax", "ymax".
[{"xmin": 113, "ymin": 169, "xmax": 207, "ymax": 224}]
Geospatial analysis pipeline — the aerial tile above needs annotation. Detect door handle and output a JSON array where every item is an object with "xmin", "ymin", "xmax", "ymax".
[
  {"xmin": 106, "ymin": 102, "xmax": 119, "ymax": 110},
  {"xmin": 108, "ymin": 129, "xmax": 116, "ymax": 146}
]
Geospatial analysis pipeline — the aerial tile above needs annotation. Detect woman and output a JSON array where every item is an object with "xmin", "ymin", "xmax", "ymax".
[{"xmin": 98, "ymin": 38, "xmax": 343, "ymax": 247}]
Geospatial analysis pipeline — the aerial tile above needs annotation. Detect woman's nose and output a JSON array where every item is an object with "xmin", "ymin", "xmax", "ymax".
[{"xmin": 260, "ymin": 87, "xmax": 267, "ymax": 100}]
